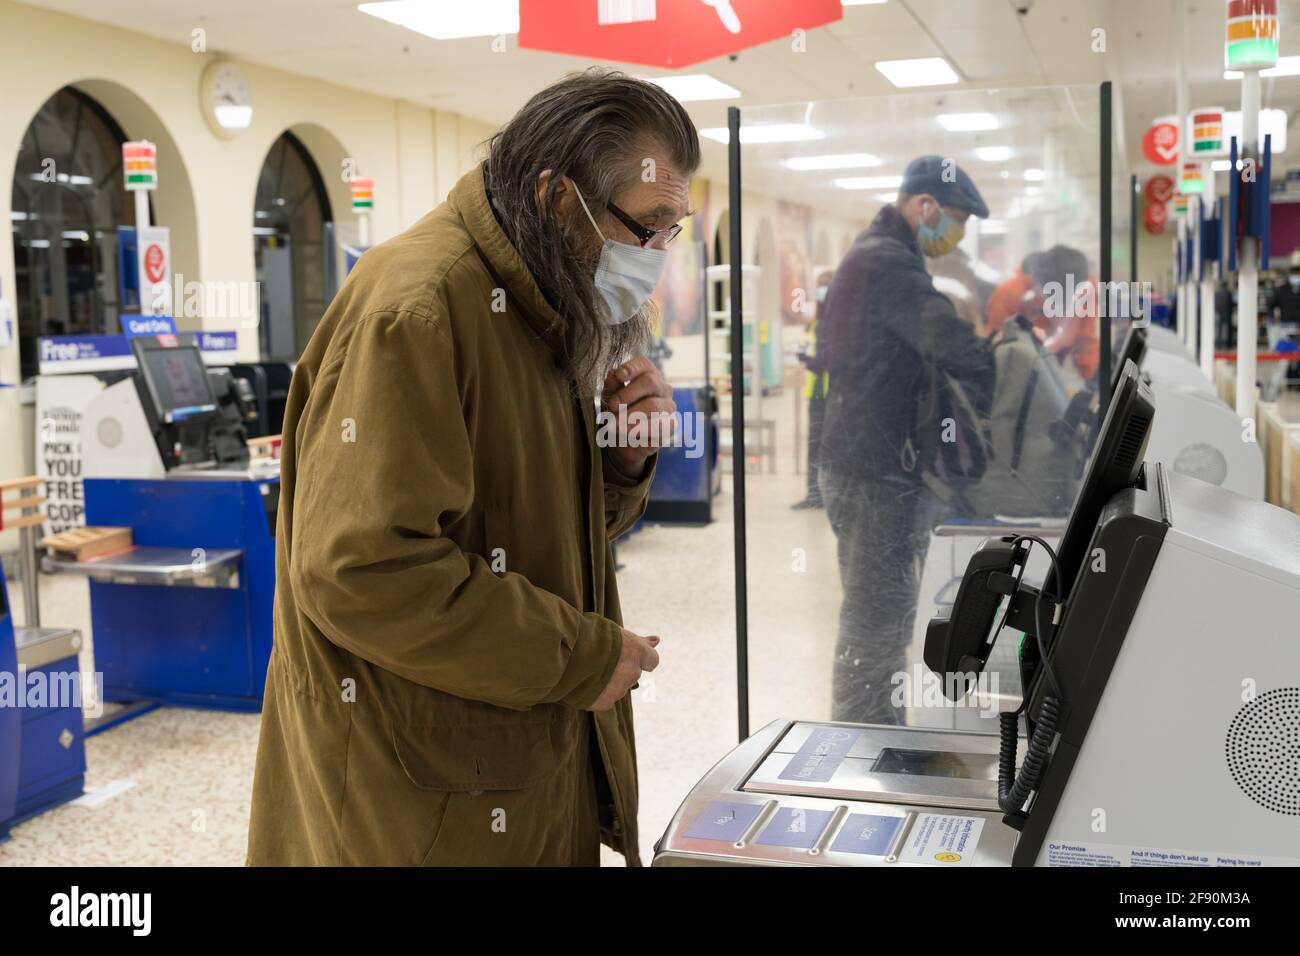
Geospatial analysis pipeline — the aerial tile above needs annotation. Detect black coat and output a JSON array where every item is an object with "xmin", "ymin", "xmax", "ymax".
[
  {"xmin": 818, "ymin": 204, "xmax": 995, "ymax": 483},
  {"xmin": 1269, "ymin": 281, "xmax": 1300, "ymax": 324}
]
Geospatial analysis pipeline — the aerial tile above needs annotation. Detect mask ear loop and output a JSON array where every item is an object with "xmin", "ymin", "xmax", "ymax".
[
  {"xmin": 922, "ymin": 198, "xmax": 942, "ymax": 232},
  {"xmin": 570, "ymin": 181, "xmax": 607, "ymax": 241}
]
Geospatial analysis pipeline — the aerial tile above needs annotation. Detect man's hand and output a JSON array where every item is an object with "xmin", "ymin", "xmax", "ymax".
[
  {"xmin": 587, "ymin": 628, "xmax": 660, "ymax": 712},
  {"xmin": 602, "ymin": 356, "xmax": 676, "ymax": 476}
]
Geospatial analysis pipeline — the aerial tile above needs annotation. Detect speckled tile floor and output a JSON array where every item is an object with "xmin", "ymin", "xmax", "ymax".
[{"xmin": 0, "ymin": 706, "xmax": 259, "ymax": 866}]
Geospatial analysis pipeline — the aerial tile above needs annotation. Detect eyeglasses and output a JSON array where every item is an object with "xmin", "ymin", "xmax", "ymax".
[{"xmin": 605, "ymin": 199, "xmax": 683, "ymax": 249}]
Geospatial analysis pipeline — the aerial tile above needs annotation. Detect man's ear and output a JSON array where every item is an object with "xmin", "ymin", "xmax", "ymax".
[
  {"xmin": 535, "ymin": 170, "xmax": 575, "ymax": 223},
  {"xmin": 901, "ymin": 192, "xmax": 933, "ymax": 229}
]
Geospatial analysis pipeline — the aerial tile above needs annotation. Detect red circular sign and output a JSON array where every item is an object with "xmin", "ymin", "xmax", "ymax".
[
  {"xmin": 1143, "ymin": 121, "xmax": 1180, "ymax": 166},
  {"xmin": 1145, "ymin": 174, "xmax": 1175, "ymax": 204},
  {"xmin": 144, "ymin": 243, "xmax": 166, "ymax": 284},
  {"xmin": 1143, "ymin": 200, "xmax": 1169, "ymax": 235}
]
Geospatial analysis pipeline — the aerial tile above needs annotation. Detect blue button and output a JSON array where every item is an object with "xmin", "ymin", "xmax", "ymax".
[
  {"xmin": 829, "ymin": 813, "xmax": 904, "ymax": 856},
  {"xmin": 756, "ymin": 807, "xmax": 834, "ymax": 849},
  {"xmin": 683, "ymin": 801, "xmax": 763, "ymax": 842}
]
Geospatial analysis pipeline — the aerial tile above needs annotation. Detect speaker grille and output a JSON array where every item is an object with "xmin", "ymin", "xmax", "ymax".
[
  {"xmin": 1114, "ymin": 412, "xmax": 1152, "ymax": 471},
  {"xmin": 1225, "ymin": 688, "xmax": 1300, "ymax": 816}
]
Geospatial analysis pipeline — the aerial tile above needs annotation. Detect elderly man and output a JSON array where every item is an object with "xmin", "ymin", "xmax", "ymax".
[{"xmin": 246, "ymin": 69, "xmax": 699, "ymax": 866}]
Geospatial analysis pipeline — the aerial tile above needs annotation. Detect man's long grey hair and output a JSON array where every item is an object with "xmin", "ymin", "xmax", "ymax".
[{"xmin": 484, "ymin": 68, "xmax": 700, "ymax": 390}]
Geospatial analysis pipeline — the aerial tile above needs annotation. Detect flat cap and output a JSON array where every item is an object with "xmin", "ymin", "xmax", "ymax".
[{"xmin": 901, "ymin": 154, "xmax": 990, "ymax": 219}]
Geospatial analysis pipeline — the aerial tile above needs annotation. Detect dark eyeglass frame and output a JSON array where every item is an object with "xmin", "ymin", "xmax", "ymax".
[{"xmin": 605, "ymin": 199, "xmax": 683, "ymax": 248}]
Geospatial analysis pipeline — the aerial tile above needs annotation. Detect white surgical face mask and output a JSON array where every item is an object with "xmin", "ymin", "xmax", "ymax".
[{"xmin": 573, "ymin": 184, "xmax": 667, "ymax": 325}]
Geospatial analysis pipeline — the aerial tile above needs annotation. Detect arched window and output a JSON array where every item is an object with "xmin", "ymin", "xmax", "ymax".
[
  {"xmin": 254, "ymin": 132, "xmax": 333, "ymax": 360},
  {"xmin": 11, "ymin": 88, "xmax": 141, "ymax": 379}
]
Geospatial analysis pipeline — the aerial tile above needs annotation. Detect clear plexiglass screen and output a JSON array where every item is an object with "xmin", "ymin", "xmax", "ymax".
[{"xmin": 730, "ymin": 86, "xmax": 1105, "ymax": 732}]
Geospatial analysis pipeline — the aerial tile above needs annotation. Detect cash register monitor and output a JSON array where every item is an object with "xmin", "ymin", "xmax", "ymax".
[
  {"xmin": 1110, "ymin": 323, "xmax": 1147, "ymax": 393},
  {"xmin": 1049, "ymin": 358, "xmax": 1154, "ymax": 599},
  {"xmin": 131, "ymin": 338, "xmax": 223, "ymax": 470},
  {"xmin": 134, "ymin": 341, "xmax": 218, "ymax": 424},
  {"xmin": 926, "ymin": 360, "xmax": 1154, "ymax": 681}
]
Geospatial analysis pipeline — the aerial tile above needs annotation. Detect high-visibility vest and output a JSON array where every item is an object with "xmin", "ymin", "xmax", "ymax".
[{"xmin": 803, "ymin": 321, "xmax": 829, "ymax": 400}]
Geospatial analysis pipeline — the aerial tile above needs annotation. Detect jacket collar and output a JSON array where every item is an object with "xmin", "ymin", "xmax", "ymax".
[
  {"xmin": 448, "ymin": 163, "xmax": 567, "ymax": 349},
  {"xmin": 867, "ymin": 203, "xmax": 922, "ymax": 259}
]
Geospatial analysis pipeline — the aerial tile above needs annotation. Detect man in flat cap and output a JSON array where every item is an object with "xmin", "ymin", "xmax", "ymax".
[{"xmin": 817, "ymin": 155, "xmax": 996, "ymax": 724}]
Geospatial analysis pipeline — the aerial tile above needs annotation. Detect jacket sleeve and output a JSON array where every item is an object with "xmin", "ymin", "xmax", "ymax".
[
  {"xmin": 887, "ymin": 261, "xmax": 996, "ymax": 410},
  {"xmin": 603, "ymin": 450, "xmax": 655, "ymax": 540},
  {"xmin": 289, "ymin": 309, "xmax": 622, "ymax": 712},
  {"xmin": 1068, "ymin": 313, "xmax": 1100, "ymax": 380},
  {"xmin": 985, "ymin": 276, "xmax": 1022, "ymax": 336}
]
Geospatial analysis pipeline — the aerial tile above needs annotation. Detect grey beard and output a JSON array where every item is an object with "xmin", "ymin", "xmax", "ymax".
[
  {"xmin": 577, "ymin": 303, "xmax": 655, "ymax": 395},
  {"xmin": 555, "ymin": 240, "xmax": 655, "ymax": 392}
]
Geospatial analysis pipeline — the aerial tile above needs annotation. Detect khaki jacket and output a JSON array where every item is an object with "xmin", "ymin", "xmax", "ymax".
[{"xmin": 246, "ymin": 164, "xmax": 652, "ymax": 866}]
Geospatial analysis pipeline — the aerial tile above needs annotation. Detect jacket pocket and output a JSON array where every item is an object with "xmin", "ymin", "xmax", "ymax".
[
  {"xmin": 417, "ymin": 794, "xmax": 454, "ymax": 866},
  {"xmin": 391, "ymin": 713, "xmax": 577, "ymax": 792}
]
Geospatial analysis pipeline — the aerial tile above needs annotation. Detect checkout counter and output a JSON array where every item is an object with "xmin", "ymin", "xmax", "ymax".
[
  {"xmin": 46, "ymin": 336, "xmax": 278, "ymax": 714},
  {"xmin": 0, "ymin": 562, "xmax": 86, "ymax": 839},
  {"xmin": 643, "ymin": 382, "xmax": 720, "ymax": 525},
  {"xmin": 658, "ymin": 360, "xmax": 1300, "ymax": 866}
]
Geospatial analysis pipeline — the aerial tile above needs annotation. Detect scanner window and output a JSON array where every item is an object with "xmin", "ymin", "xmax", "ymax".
[{"xmin": 871, "ymin": 748, "xmax": 999, "ymax": 781}]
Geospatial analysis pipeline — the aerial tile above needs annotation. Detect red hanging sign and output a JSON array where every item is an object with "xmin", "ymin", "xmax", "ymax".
[
  {"xmin": 518, "ymin": 0, "xmax": 843, "ymax": 69},
  {"xmin": 143, "ymin": 243, "xmax": 167, "ymax": 285},
  {"xmin": 1144, "ymin": 200, "xmax": 1169, "ymax": 235},
  {"xmin": 1142, "ymin": 119, "xmax": 1180, "ymax": 166},
  {"xmin": 1145, "ymin": 174, "xmax": 1175, "ymax": 204}
]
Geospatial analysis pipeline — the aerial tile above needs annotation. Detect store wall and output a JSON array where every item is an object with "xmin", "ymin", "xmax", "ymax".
[
  {"xmin": 0, "ymin": 0, "xmax": 862, "ymax": 491},
  {"xmin": 0, "ymin": 0, "xmax": 493, "ymax": 483},
  {"xmin": 704, "ymin": 187, "xmax": 866, "ymax": 302},
  {"xmin": 1138, "ymin": 224, "xmax": 1177, "ymax": 294}
]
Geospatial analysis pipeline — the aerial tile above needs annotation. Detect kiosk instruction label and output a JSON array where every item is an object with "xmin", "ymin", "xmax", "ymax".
[
  {"xmin": 900, "ymin": 813, "xmax": 983, "ymax": 866},
  {"xmin": 778, "ymin": 726, "xmax": 861, "ymax": 783},
  {"xmin": 1045, "ymin": 841, "xmax": 1295, "ymax": 867}
]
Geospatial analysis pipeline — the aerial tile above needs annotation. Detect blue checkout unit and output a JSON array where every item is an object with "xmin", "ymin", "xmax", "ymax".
[
  {"xmin": 643, "ymin": 382, "xmax": 720, "ymax": 525},
  {"xmin": 1, "ymin": 563, "xmax": 87, "ymax": 841},
  {"xmin": 46, "ymin": 335, "xmax": 277, "ymax": 715},
  {"xmin": 78, "ymin": 477, "xmax": 275, "ymax": 710}
]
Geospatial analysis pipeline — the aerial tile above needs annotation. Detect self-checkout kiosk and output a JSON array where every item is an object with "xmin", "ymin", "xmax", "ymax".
[
  {"xmin": 1120, "ymin": 325, "xmax": 1264, "ymax": 499},
  {"xmin": 1145, "ymin": 323, "xmax": 1194, "ymax": 360},
  {"xmin": 656, "ymin": 360, "xmax": 1300, "ymax": 866},
  {"xmin": 910, "ymin": 324, "xmax": 1260, "ymax": 733},
  {"xmin": 43, "ymin": 336, "xmax": 278, "ymax": 714}
]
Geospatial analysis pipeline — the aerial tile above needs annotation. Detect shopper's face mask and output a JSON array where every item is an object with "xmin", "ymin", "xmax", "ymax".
[
  {"xmin": 572, "ymin": 183, "xmax": 667, "ymax": 326},
  {"xmin": 916, "ymin": 199, "xmax": 966, "ymax": 258},
  {"xmin": 1289, "ymin": 273, "xmax": 1300, "ymax": 289}
]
